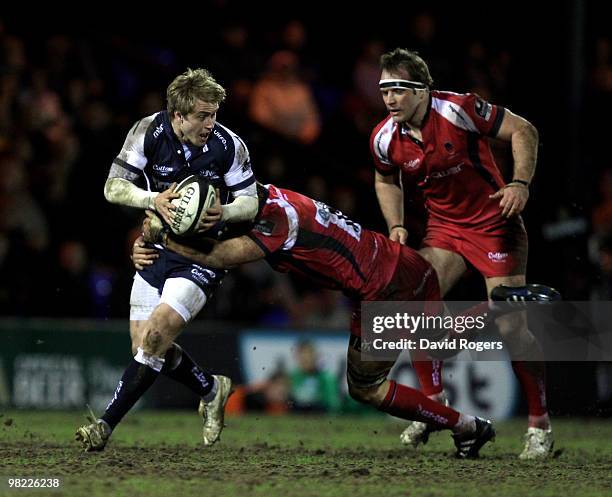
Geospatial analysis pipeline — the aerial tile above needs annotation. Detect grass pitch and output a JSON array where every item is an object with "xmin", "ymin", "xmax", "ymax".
[{"xmin": 0, "ymin": 410, "xmax": 611, "ymax": 497}]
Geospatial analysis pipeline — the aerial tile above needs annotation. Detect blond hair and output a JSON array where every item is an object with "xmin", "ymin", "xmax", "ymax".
[{"xmin": 166, "ymin": 68, "xmax": 226, "ymax": 116}]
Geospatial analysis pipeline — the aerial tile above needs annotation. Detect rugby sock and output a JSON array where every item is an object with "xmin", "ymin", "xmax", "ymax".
[
  {"xmin": 511, "ymin": 361, "xmax": 550, "ymax": 428},
  {"xmin": 161, "ymin": 343, "xmax": 216, "ymax": 401},
  {"xmin": 410, "ymin": 349, "xmax": 444, "ymax": 396},
  {"xmin": 101, "ymin": 353, "xmax": 161, "ymax": 430},
  {"xmin": 379, "ymin": 380, "xmax": 460, "ymax": 430}
]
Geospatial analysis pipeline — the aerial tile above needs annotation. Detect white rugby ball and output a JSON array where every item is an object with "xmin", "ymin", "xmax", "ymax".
[{"xmin": 169, "ymin": 175, "xmax": 216, "ymax": 236}]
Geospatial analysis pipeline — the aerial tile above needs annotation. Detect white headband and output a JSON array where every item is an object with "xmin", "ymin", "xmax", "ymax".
[{"xmin": 379, "ymin": 79, "xmax": 428, "ymax": 90}]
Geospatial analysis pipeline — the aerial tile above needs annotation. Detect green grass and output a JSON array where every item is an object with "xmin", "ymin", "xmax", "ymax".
[{"xmin": 0, "ymin": 411, "xmax": 611, "ymax": 497}]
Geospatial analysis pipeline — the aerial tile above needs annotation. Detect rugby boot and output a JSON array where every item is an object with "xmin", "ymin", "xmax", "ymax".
[
  {"xmin": 453, "ymin": 416, "xmax": 496, "ymax": 459},
  {"xmin": 199, "ymin": 375, "xmax": 233, "ymax": 446},
  {"xmin": 519, "ymin": 427, "xmax": 554, "ymax": 460},
  {"xmin": 75, "ymin": 406, "xmax": 111, "ymax": 452},
  {"xmin": 490, "ymin": 284, "xmax": 561, "ymax": 303}
]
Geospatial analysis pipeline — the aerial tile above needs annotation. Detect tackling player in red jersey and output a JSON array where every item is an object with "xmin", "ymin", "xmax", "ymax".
[
  {"xmin": 370, "ymin": 48, "xmax": 551, "ymax": 459},
  {"xmin": 139, "ymin": 183, "xmax": 497, "ymax": 459}
]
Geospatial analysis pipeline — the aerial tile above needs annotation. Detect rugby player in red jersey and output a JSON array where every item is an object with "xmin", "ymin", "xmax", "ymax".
[
  {"xmin": 370, "ymin": 48, "xmax": 551, "ymax": 459},
  {"xmin": 138, "ymin": 183, "xmax": 497, "ymax": 458}
]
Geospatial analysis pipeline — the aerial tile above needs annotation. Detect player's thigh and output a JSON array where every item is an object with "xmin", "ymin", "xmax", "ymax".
[
  {"xmin": 140, "ymin": 278, "xmax": 208, "ymax": 354},
  {"xmin": 130, "ymin": 273, "xmax": 161, "ymax": 321},
  {"xmin": 418, "ymin": 246, "xmax": 467, "ymax": 296}
]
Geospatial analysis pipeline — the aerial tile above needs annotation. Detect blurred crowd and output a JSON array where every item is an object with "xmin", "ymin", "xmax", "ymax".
[{"xmin": 1, "ymin": 6, "xmax": 611, "ymax": 323}]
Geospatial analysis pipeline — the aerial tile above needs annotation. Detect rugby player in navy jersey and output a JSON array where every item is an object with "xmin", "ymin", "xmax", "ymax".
[
  {"xmin": 137, "ymin": 183, "xmax": 499, "ymax": 459},
  {"xmin": 370, "ymin": 48, "xmax": 552, "ymax": 459},
  {"xmin": 76, "ymin": 69, "xmax": 258, "ymax": 451}
]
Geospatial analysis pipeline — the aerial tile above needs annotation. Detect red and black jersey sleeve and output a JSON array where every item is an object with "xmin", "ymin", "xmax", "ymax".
[
  {"xmin": 459, "ymin": 93, "xmax": 506, "ymax": 137},
  {"xmin": 247, "ymin": 202, "xmax": 290, "ymax": 256}
]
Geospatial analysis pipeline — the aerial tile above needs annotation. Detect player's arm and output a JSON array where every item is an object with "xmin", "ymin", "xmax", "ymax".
[
  {"xmin": 169, "ymin": 235, "xmax": 263, "ymax": 269},
  {"xmin": 103, "ymin": 117, "xmax": 179, "ymax": 224},
  {"xmin": 142, "ymin": 211, "xmax": 264, "ymax": 268},
  {"xmin": 374, "ymin": 170, "xmax": 407, "ymax": 244},
  {"xmin": 489, "ymin": 110, "xmax": 539, "ymax": 217}
]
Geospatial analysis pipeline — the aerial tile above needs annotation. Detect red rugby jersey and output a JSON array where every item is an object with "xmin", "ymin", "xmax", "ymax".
[
  {"xmin": 370, "ymin": 91, "xmax": 506, "ymax": 227},
  {"xmin": 247, "ymin": 185, "xmax": 402, "ymax": 300}
]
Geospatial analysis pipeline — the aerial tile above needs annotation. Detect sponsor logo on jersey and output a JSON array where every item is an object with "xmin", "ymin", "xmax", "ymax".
[
  {"xmin": 213, "ymin": 129, "xmax": 228, "ymax": 150},
  {"xmin": 404, "ymin": 158, "xmax": 421, "ymax": 170},
  {"xmin": 475, "ymin": 98, "xmax": 493, "ymax": 121},
  {"xmin": 153, "ymin": 123, "xmax": 164, "ymax": 138},
  {"xmin": 202, "ymin": 144, "xmax": 209, "ymax": 153},
  {"xmin": 241, "ymin": 160, "xmax": 252, "ymax": 176},
  {"xmin": 198, "ymin": 169, "xmax": 220, "ymax": 181},
  {"xmin": 152, "ymin": 164, "xmax": 174, "ymax": 175},
  {"xmin": 254, "ymin": 219, "xmax": 275, "ymax": 236},
  {"xmin": 190, "ymin": 266, "xmax": 217, "ymax": 284},
  {"xmin": 488, "ymin": 251, "xmax": 509, "ymax": 262},
  {"xmin": 429, "ymin": 164, "xmax": 463, "ymax": 179}
]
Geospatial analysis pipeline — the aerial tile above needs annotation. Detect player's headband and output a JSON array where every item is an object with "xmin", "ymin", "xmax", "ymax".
[{"xmin": 379, "ymin": 79, "xmax": 428, "ymax": 90}]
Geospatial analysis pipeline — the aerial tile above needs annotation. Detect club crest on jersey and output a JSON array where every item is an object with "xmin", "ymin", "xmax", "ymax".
[{"xmin": 403, "ymin": 158, "xmax": 421, "ymax": 170}]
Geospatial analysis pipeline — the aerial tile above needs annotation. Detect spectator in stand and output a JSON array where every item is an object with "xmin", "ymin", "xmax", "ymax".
[{"xmin": 249, "ymin": 50, "xmax": 321, "ymax": 146}]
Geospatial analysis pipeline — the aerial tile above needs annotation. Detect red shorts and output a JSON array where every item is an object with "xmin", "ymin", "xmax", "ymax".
[
  {"xmin": 350, "ymin": 246, "xmax": 441, "ymax": 337},
  {"xmin": 422, "ymin": 217, "xmax": 528, "ymax": 278}
]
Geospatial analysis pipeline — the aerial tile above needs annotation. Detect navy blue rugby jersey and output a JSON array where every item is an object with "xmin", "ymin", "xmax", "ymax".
[{"xmin": 108, "ymin": 110, "xmax": 256, "ymax": 204}]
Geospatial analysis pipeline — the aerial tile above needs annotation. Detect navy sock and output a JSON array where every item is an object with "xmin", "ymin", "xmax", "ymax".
[
  {"xmin": 101, "ymin": 358, "xmax": 159, "ymax": 430},
  {"xmin": 161, "ymin": 345, "xmax": 215, "ymax": 398}
]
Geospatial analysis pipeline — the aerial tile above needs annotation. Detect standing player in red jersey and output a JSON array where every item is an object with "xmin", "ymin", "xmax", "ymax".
[
  {"xmin": 139, "ymin": 183, "xmax": 497, "ymax": 459},
  {"xmin": 370, "ymin": 48, "xmax": 552, "ymax": 460}
]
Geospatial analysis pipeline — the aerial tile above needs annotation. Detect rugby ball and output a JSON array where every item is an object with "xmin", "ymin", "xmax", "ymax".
[{"xmin": 169, "ymin": 175, "xmax": 216, "ymax": 236}]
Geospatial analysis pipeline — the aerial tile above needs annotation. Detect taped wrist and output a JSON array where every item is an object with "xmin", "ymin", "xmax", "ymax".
[{"xmin": 104, "ymin": 177, "xmax": 159, "ymax": 210}]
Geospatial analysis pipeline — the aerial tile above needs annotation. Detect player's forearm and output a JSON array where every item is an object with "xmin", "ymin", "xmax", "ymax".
[
  {"xmin": 375, "ymin": 180, "xmax": 404, "ymax": 229},
  {"xmin": 104, "ymin": 177, "xmax": 159, "ymax": 210},
  {"xmin": 510, "ymin": 122, "xmax": 538, "ymax": 183},
  {"xmin": 165, "ymin": 238, "xmax": 230, "ymax": 268},
  {"xmin": 221, "ymin": 195, "xmax": 258, "ymax": 223}
]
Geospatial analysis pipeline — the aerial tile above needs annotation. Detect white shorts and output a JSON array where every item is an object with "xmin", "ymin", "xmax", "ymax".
[{"xmin": 129, "ymin": 273, "xmax": 207, "ymax": 323}]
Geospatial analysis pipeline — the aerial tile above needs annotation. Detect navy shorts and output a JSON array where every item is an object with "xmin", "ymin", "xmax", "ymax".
[{"xmin": 138, "ymin": 245, "xmax": 227, "ymax": 299}]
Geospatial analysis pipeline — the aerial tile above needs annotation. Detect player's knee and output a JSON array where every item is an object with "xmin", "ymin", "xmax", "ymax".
[
  {"xmin": 348, "ymin": 383, "xmax": 372, "ymax": 404},
  {"xmin": 141, "ymin": 326, "xmax": 169, "ymax": 356},
  {"xmin": 348, "ymin": 383, "xmax": 385, "ymax": 406}
]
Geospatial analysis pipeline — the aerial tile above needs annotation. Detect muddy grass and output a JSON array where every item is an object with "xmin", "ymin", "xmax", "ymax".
[{"xmin": 1, "ymin": 412, "xmax": 610, "ymax": 497}]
